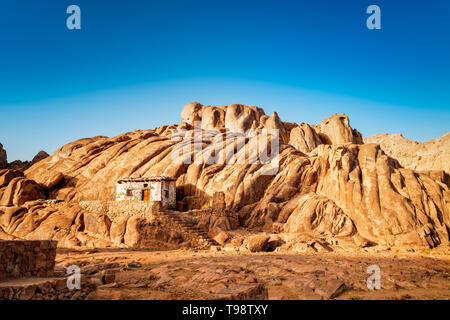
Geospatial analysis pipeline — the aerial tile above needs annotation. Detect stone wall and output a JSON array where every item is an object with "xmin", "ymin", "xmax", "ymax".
[
  {"xmin": 0, "ymin": 240, "xmax": 57, "ymax": 280},
  {"xmin": 0, "ymin": 276, "xmax": 97, "ymax": 300},
  {"xmin": 79, "ymin": 200, "xmax": 160, "ymax": 222}
]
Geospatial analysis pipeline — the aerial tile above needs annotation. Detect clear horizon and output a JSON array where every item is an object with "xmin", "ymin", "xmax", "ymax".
[{"xmin": 1, "ymin": 0, "xmax": 449, "ymax": 161}]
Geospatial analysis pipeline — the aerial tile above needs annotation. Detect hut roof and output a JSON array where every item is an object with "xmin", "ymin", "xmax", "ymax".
[{"xmin": 117, "ymin": 175, "xmax": 176, "ymax": 184}]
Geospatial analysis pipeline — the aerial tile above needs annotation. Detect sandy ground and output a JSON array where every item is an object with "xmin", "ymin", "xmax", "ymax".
[{"xmin": 54, "ymin": 247, "xmax": 450, "ymax": 300}]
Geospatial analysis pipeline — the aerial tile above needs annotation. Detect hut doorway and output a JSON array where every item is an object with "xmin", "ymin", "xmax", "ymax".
[{"xmin": 142, "ymin": 189, "xmax": 150, "ymax": 201}]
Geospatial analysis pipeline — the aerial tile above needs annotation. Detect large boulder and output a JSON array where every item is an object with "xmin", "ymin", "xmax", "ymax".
[
  {"xmin": 316, "ymin": 113, "xmax": 362, "ymax": 145},
  {"xmin": 180, "ymin": 102, "xmax": 203, "ymax": 127},
  {"xmin": 200, "ymin": 106, "xmax": 226, "ymax": 131},
  {"xmin": 110, "ymin": 216, "xmax": 128, "ymax": 245},
  {"xmin": 246, "ymin": 234, "xmax": 270, "ymax": 252},
  {"xmin": 84, "ymin": 212, "xmax": 111, "ymax": 239},
  {"xmin": 26, "ymin": 170, "xmax": 63, "ymax": 189}
]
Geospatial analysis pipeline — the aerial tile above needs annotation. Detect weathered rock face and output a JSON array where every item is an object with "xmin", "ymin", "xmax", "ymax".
[
  {"xmin": 0, "ymin": 169, "xmax": 24, "ymax": 201},
  {"xmin": 0, "ymin": 177, "xmax": 45, "ymax": 206},
  {"xmin": 288, "ymin": 123, "xmax": 322, "ymax": 154},
  {"xmin": 0, "ymin": 144, "xmax": 7, "ymax": 170},
  {"xmin": 0, "ymin": 170, "xmax": 24, "ymax": 188},
  {"xmin": 308, "ymin": 143, "xmax": 449, "ymax": 247},
  {"xmin": 0, "ymin": 102, "xmax": 448, "ymax": 250},
  {"xmin": 364, "ymin": 132, "xmax": 450, "ymax": 174},
  {"xmin": 283, "ymin": 194, "xmax": 357, "ymax": 238}
]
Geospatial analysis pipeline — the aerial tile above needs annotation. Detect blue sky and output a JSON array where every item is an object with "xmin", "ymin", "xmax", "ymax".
[{"xmin": 0, "ymin": 0, "xmax": 449, "ymax": 161}]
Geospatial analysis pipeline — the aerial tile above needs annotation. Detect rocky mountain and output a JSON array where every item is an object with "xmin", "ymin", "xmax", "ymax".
[
  {"xmin": 0, "ymin": 102, "xmax": 449, "ymax": 250},
  {"xmin": 364, "ymin": 133, "xmax": 450, "ymax": 175}
]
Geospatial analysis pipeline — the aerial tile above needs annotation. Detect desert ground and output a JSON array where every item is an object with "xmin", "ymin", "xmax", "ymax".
[{"xmin": 54, "ymin": 246, "xmax": 450, "ymax": 300}]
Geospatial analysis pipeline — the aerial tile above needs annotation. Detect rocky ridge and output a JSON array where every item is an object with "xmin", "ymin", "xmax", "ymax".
[
  {"xmin": 364, "ymin": 132, "xmax": 450, "ymax": 175},
  {"xmin": 0, "ymin": 145, "xmax": 49, "ymax": 172}
]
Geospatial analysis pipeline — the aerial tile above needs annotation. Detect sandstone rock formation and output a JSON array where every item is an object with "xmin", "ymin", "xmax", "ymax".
[
  {"xmin": 0, "ymin": 102, "xmax": 448, "ymax": 250},
  {"xmin": 0, "ymin": 176, "xmax": 45, "ymax": 206},
  {"xmin": 315, "ymin": 113, "xmax": 363, "ymax": 145},
  {"xmin": 364, "ymin": 133, "xmax": 450, "ymax": 174},
  {"xmin": 0, "ymin": 200, "xmax": 189, "ymax": 249},
  {"xmin": 0, "ymin": 169, "xmax": 24, "ymax": 201}
]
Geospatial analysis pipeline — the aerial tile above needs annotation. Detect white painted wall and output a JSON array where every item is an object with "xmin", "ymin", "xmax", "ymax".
[{"xmin": 115, "ymin": 180, "xmax": 176, "ymax": 209}]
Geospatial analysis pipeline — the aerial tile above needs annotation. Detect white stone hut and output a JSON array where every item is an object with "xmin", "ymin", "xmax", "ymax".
[{"xmin": 115, "ymin": 176, "xmax": 176, "ymax": 209}]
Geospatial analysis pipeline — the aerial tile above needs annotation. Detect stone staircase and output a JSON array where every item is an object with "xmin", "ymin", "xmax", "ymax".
[{"xmin": 161, "ymin": 210, "xmax": 219, "ymax": 248}]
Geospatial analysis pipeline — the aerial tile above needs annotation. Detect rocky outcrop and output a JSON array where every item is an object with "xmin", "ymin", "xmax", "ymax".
[
  {"xmin": 0, "ymin": 143, "xmax": 7, "ymax": 170},
  {"xmin": 315, "ymin": 113, "xmax": 363, "ymax": 145},
  {"xmin": 364, "ymin": 132, "xmax": 450, "ymax": 174},
  {"xmin": 30, "ymin": 151, "xmax": 50, "ymax": 165},
  {"xmin": 309, "ymin": 144, "xmax": 448, "ymax": 247},
  {"xmin": 0, "ymin": 143, "xmax": 49, "ymax": 172},
  {"xmin": 7, "ymin": 151, "xmax": 49, "ymax": 172},
  {"xmin": 0, "ymin": 102, "xmax": 448, "ymax": 250},
  {"xmin": 288, "ymin": 123, "xmax": 322, "ymax": 154},
  {"xmin": 287, "ymin": 113, "xmax": 362, "ymax": 154}
]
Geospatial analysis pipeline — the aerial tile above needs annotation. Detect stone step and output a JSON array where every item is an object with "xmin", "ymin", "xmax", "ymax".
[{"xmin": 161, "ymin": 211, "xmax": 218, "ymax": 247}]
